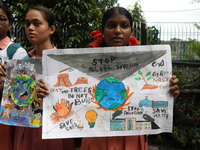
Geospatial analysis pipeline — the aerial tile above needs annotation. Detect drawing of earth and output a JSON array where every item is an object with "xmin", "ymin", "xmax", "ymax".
[
  {"xmin": 9, "ymin": 74, "xmax": 37, "ymax": 107},
  {"xmin": 95, "ymin": 78, "xmax": 127, "ymax": 110}
]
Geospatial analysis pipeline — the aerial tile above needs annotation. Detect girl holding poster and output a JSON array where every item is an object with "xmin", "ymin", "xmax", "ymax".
[
  {"xmin": 13, "ymin": 6, "xmax": 75, "ymax": 150},
  {"xmin": 81, "ymin": 6, "xmax": 180, "ymax": 150},
  {"xmin": 0, "ymin": 5, "xmax": 29, "ymax": 150}
]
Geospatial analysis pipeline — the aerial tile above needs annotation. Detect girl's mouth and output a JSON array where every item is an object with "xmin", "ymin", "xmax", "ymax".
[
  {"xmin": 28, "ymin": 33, "xmax": 36, "ymax": 37},
  {"xmin": 112, "ymin": 37, "xmax": 123, "ymax": 42}
]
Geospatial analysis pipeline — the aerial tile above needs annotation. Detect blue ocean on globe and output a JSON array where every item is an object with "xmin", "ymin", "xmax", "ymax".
[{"xmin": 95, "ymin": 78, "xmax": 127, "ymax": 110}]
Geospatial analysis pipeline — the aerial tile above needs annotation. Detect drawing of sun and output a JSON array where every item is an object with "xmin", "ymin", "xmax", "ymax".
[{"xmin": 90, "ymin": 78, "xmax": 134, "ymax": 111}]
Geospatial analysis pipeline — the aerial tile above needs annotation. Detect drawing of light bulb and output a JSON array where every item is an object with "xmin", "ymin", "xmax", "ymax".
[{"xmin": 85, "ymin": 110, "xmax": 98, "ymax": 128}]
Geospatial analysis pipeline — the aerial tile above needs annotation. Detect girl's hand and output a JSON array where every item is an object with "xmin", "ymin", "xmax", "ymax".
[
  {"xmin": 37, "ymin": 79, "xmax": 50, "ymax": 98},
  {"xmin": 169, "ymin": 75, "xmax": 180, "ymax": 99},
  {"xmin": 0, "ymin": 61, "xmax": 7, "ymax": 83}
]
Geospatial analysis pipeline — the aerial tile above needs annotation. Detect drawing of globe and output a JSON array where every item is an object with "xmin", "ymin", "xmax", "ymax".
[
  {"xmin": 95, "ymin": 78, "xmax": 127, "ymax": 110},
  {"xmin": 9, "ymin": 74, "xmax": 36, "ymax": 107}
]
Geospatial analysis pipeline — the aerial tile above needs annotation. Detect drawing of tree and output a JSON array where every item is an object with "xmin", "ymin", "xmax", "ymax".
[{"xmin": 135, "ymin": 70, "xmax": 159, "ymax": 90}]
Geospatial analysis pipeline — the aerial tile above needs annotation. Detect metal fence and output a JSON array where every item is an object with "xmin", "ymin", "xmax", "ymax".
[
  {"xmin": 133, "ymin": 22, "xmax": 200, "ymax": 61},
  {"xmin": 11, "ymin": 22, "xmax": 200, "ymax": 61},
  {"xmin": 11, "ymin": 22, "xmax": 24, "ymax": 44}
]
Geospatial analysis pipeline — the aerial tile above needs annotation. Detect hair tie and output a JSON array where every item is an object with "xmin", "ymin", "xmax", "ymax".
[
  {"xmin": 88, "ymin": 30, "xmax": 139, "ymax": 47},
  {"xmin": 88, "ymin": 30, "xmax": 104, "ymax": 47},
  {"xmin": 128, "ymin": 36, "xmax": 139, "ymax": 46}
]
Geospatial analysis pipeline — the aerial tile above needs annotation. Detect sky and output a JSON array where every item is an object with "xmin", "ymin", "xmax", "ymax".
[{"xmin": 118, "ymin": 0, "xmax": 200, "ymax": 22}]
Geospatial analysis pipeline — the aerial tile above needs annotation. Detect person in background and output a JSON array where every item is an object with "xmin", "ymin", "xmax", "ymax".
[
  {"xmin": 13, "ymin": 6, "xmax": 75, "ymax": 150},
  {"xmin": 0, "ymin": 5, "xmax": 29, "ymax": 98},
  {"xmin": 81, "ymin": 6, "xmax": 180, "ymax": 150},
  {"xmin": 0, "ymin": 5, "xmax": 29, "ymax": 150}
]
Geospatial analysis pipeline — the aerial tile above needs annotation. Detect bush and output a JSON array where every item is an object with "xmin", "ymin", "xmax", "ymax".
[{"xmin": 172, "ymin": 62, "xmax": 200, "ymax": 150}]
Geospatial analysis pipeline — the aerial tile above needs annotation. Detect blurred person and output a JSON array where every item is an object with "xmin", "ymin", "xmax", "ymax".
[
  {"xmin": 13, "ymin": 6, "xmax": 75, "ymax": 150},
  {"xmin": 0, "ymin": 5, "xmax": 29, "ymax": 150}
]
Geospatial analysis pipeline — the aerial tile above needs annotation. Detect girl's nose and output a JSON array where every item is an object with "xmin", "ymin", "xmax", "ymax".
[
  {"xmin": 114, "ymin": 26, "xmax": 122, "ymax": 35},
  {"xmin": 28, "ymin": 24, "xmax": 34, "ymax": 31}
]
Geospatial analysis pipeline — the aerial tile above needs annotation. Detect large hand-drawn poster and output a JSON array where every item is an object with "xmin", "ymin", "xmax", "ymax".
[
  {"xmin": 0, "ymin": 59, "xmax": 43, "ymax": 127},
  {"xmin": 42, "ymin": 45, "xmax": 173, "ymax": 139}
]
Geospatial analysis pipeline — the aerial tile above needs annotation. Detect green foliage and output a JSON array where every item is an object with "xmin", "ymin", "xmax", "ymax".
[
  {"xmin": 173, "ymin": 127, "xmax": 200, "ymax": 149},
  {"xmin": 127, "ymin": 1, "xmax": 146, "ymax": 42},
  {"xmin": 173, "ymin": 93, "xmax": 200, "ymax": 150},
  {"xmin": 185, "ymin": 38, "xmax": 200, "ymax": 60},
  {"xmin": 172, "ymin": 65, "xmax": 200, "ymax": 149},
  {"xmin": 147, "ymin": 26, "xmax": 161, "ymax": 45},
  {"xmin": 2, "ymin": 0, "xmax": 153, "ymax": 48},
  {"xmin": 2, "ymin": 0, "xmax": 118, "ymax": 49},
  {"xmin": 127, "ymin": 1, "xmax": 145, "ymax": 23},
  {"xmin": 173, "ymin": 67, "xmax": 200, "ymax": 89},
  {"xmin": 52, "ymin": 0, "xmax": 102, "ymax": 48},
  {"xmin": 97, "ymin": 0, "xmax": 118, "ymax": 14},
  {"xmin": 161, "ymin": 37, "xmax": 200, "ymax": 61},
  {"xmin": 126, "ymin": 1, "xmax": 161, "ymax": 45},
  {"xmin": 194, "ymin": 23, "xmax": 200, "ymax": 30}
]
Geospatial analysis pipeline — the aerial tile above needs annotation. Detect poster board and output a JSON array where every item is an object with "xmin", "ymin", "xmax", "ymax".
[
  {"xmin": 0, "ymin": 59, "xmax": 43, "ymax": 127},
  {"xmin": 41, "ymin": 45, "xmax": 173, "ymax": 139}
]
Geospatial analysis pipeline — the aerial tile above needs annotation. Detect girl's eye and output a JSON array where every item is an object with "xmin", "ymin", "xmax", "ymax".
[
  {"xmin": 24, "ymin": 22, "xmax": 41, "ymax": 27},
  {"xmin": 0, "ymin": 18, "xmax": 7, "ymax": 21},
  {"xmin": 107, "ymin": 24, "xmax": 115, "ymax": 29},
  {"xmin": 34, "ymin": 22, "xmax": 41, "ymax": 26},
  {"xmin": 122, "ymin": 24, "xmax": 128, "ymax": 28},
  {"xmin": 25, "ymin": 22, "xmax": 30, "ymax": 27}
]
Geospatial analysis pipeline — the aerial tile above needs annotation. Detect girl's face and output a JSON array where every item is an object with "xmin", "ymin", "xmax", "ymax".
[
  {"xmin": 102, "ymin": 14, "xmax": 132, "ymax": 47},
  {"xmin": 25, "ymin": 9, "xmax": 55, "ymax": 45},
  {"xmin": 0, "ymin": 8, "xmax": 11, "ymax": 40}
]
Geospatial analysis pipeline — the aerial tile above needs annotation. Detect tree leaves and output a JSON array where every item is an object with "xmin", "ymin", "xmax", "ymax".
[
  {"xmin": 138, "ymin": 70, "xmax": 142, "ymax": 75},
  {"xmin": 135, "ymin": 77, "xmax": 141, "ymax": 81},
  {"xmin": 146, "ymin": 71, "xmax": 151, "ymax": 76},
  {"xmin": 4, "ymin": 0, "xmax": 118, "ymax": 49}
]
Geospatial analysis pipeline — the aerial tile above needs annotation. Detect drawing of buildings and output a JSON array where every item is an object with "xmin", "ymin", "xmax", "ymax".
[{"xmin": 110, "ymin": 118, "xmax": 151, "ymax": 131}]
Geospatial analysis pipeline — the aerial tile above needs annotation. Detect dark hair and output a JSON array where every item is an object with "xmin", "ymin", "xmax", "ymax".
[
  {"xmin": 29, "ymin": 6, "xmax": 55, "ymax": 27},
  {"xmin": 102, "ymin": 7, "xmax": 133, "ymax": 30},
  {"xmin": 0, "ymin": 5, "xmax": 12, "ymax": 24},
  {"xmin": 99, "ymin": 7, "xmax": 133, "ymax": 47},
  {"xmin": 0, "ymin": 5, "xmax": 12, "ymax": 37},
  {"xmin": 34, "ymin": 109, "xmax": 42, "ymax": 115},
  {"xmin": 27, "ymin": 6, "xmax": 64, "ymax": 48}
]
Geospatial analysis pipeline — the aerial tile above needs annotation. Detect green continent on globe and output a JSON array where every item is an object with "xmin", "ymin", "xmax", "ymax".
[
  {"xmin": 95, "ymin": 78, "xmax": 127, "ymax": 110},
  {"xmin": 9, "ymin": 74, "xmax": 37, "ymax": 107}
]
